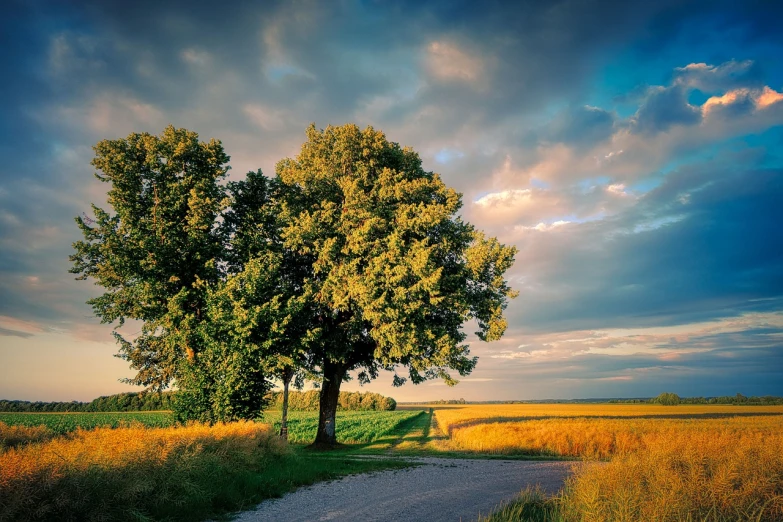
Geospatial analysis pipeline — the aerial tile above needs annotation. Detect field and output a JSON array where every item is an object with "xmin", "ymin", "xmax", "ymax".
[
  {"xmin": 263, "ymin": 410, "xmax": 423, "ymax": 443},
  {"xmin": 0, "ymin": 412, "xmax": 174, "ymax": 435},
  {"xmin": 431, "ymin": 404, "xmax": 783, "ymax": 521},
  {"xmin": 2, "ymin": 404, "xmax": 782, "ymax": 521},
  {"xmin": 0, "ymin": 410, "xmax": 421, "ymax": 445},
  {"xmin": 0, "ymin": 411, "xmax": 417, "ymax": 522}
]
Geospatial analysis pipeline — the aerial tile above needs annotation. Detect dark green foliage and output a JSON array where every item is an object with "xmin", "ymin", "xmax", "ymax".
[
  {"xmin": 69, "ymin": 127, "xmax": 281, "ymax": 423},
  {"xmin": 477, "ymin": 487, "xmax": 563, "ymax": 522},
  {"xmin": 653, "ymin": 392, "xmax": 682, "ymax": 406},
  {"xmin": 0, "ymin": 392, "xmax": 175, "ymax": 413}
]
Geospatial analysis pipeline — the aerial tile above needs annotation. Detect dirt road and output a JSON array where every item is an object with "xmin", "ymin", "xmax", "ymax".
[{"xmin": 231, "ymin": 457, "xmax": 573, "ymax": 522}]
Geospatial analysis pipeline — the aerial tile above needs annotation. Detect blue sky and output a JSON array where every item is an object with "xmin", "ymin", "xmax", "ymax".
[{"xmin": 1, "ymin": 0, "xmax": 782, "ymax": 401}]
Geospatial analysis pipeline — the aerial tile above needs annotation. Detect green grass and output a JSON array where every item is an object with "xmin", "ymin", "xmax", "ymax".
[
  {"xmin": 0, "ymin": 411, "xmax": 175, "ymax": 434},
  {"xmin": 476, "ymin": 487, "xmax": 564, "ymax": 522},
  {"xmin": 262, "ymin": 410, "xmax": 424, "ymax": 444}
]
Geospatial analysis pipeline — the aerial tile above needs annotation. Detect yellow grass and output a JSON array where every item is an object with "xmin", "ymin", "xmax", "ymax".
[
  {"xmin": 433, "ymin": 403, "xmax": 783, "ymax": 435},
  {"xmin": 449, "ymin": 405, "xmax": 783, "ymax": 521},
  {"xmin": 0, "ymin": 421, "xmax": 288, "ymax": 521},
  {"xmin": 449, "ymin": 416, "xmax": 783, "ymax": 458},
  {"xmin": 0, "ymin": 422, "xmax": 55, "ymax": 450},
  {"xmin": 560, "ymin": 430, "xmax": 783, "ymax": 521}
]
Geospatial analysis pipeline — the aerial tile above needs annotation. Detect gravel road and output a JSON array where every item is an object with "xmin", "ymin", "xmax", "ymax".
[{"xmin": 231, "ymin": 457, "xmax": 574, "ymax": 522}]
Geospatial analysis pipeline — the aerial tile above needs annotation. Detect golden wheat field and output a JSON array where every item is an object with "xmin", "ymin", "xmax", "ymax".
[{"xmin": 433, "ymin": 404, "xmax": 783, "ymax": 521}]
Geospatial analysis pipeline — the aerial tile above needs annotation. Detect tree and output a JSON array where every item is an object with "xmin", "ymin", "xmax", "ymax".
[
  {"xmin": 70, "ymin": 126, "xmax": 230, "ymax": 398},
  {"xmin": 220, "ymin": 169, "xmax": 317, "ymax": 436},
  {"xmin": 274, "ymin": 124, "xmax": 518, "ymax": 445},
  {"xmin": 654, "ymin": 392, "xmax": 681, "ymax": 406}
]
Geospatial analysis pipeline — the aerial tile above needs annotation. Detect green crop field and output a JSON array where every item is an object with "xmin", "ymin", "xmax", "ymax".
[
  {"xmin": 0, "ymin": 409, "xmax": 423, "ymax": 443},
  {"xmin": 262, "ymin": 410, "xmax": 424, "ymax": 443},
  {"xmin": 0, "ymin": 411, "xmax": 175, "ymax": 434}
]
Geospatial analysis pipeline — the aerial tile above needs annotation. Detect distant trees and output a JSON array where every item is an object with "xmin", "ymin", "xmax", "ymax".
[
  {"xmin": 430, "ymin": 398, "xmax": 467, "ymax": 404},
  {"xmin": 652, "ymin": 392, "xmax": 681, "ymax": 405},
  {"xmin": 0, "ymin": 392, "xmax": 175, "ymax": 412}
]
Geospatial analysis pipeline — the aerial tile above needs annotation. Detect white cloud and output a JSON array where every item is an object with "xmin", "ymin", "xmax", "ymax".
[
  {"xmin": 474, "ymin": 188, "xmax": 531, "ymax": 208},
  {"xmin": 514, "ymin": 220, "xmax": 571, "ymax": 233},
  {"xmin": 674, "ymin": 59, "xmax": 757, "ymax": 91}
]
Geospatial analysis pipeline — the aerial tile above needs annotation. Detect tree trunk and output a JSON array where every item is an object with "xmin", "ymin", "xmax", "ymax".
[
  {"xmin": 279, "ymin": 367, "xmax": 293, "ymax": 440},
  {"xmin": 313, "ymin": 359, "xmax": 346, "ymax": 447}
]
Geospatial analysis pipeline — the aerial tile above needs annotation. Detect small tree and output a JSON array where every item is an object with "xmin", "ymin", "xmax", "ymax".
[
  {"xmin": 654, "ymin": 392, "xmax": 681, "ymax": 406},
  {"xmin": 275, "ymin": 124, "xmax": 518, "ymax": 446}
]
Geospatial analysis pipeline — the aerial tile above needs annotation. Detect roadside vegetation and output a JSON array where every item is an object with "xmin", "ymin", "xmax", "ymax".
[{"xmin": 0, "ymin": 419, "xmax": 413, "ymax": 522}]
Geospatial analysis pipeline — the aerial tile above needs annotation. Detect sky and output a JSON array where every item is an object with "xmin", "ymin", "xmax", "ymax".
[{"xmin": 1, "ymin": 0, "xmax": 782, "ymax": 402}]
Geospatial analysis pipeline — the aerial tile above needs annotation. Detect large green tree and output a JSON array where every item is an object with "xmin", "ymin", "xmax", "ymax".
[
  {"xmin": 70, "ymin": 127, "xmax": 294, "ymax": 422},
  {"xmin": 70, "ymin": 126, "xmax": 229, "ymax": 394},
  {"xmin": 275, "ymin": 124, "xmax": 518, "ymax": 445}
]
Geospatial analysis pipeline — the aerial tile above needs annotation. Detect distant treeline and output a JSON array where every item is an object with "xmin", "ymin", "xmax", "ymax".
[
  {"xmin": 610, "ymin": 393, "xmax": 783, "ymax": 406},
  {"xmin": 0, "ymin": 392, "xmax": 176, "ymax": 412},
  {"xmin": 1, "ymin": 390, "xmax": 396, "ymax": 413},
  {"xmin": 267, "ymin": 390, "xmax": 396, "ymax": 411}
]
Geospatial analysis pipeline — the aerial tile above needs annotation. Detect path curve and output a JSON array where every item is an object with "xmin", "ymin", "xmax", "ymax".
[{"xmin": 232, "ymin": 457, "xmax": 574, "ymax": 522}]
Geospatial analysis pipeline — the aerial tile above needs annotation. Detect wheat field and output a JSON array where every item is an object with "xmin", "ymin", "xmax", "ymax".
[{"xmin": 442, "ymin": 404, "xmax": 783, "ymax": 521}]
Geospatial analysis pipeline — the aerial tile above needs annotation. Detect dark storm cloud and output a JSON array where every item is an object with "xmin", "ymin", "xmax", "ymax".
[
  {"xmin": 542, "ymin": 106, "xmax": 616, "ymax": 149},
  {"xmin": 510, "ymin": 158, "xmax": 783, "ymax": 332},
  {"xmin": 633, "ymin": 85, "xmax": 701, "ymax": 134}
]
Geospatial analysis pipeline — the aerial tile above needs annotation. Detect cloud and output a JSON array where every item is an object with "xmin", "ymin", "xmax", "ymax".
[
  {"xmin": 673, "ymin": 60, "xmax": 762, "ymax": 92},
  {"xmin": 633, "ymin": 85, "xmax": 701, "ymax": 134},
  {"xmin": 425, "ymin": 40, "xmax": 488, "ymax": 86},
  {"xmin": 543, "ymin": 105, "xmax": 616, "ymax": 148},
  {"xmin": 474, "ymin": 189, "xmax": 532, "ymax": 208},
  {"xmin": 1, "ymin": 0, "xmax": 782, "ymax": 399}
]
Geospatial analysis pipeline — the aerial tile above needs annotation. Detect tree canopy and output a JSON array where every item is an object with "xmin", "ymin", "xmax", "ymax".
[
  {"xmin": 273, "ymin": 124, "xmax": 517, "ymax": 444},
  {"xmin": 71, "ymin": 123, "xmax": 517, "ymax": 441}
]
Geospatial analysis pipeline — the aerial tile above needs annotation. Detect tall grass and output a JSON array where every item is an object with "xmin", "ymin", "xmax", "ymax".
[
  {"xmin": 448, "ymin": 415, "xmax": 783, "ymax": 459},
  {"xmin": 0, "ymin": 422, "xmax": 55, "ymax": 450},
  {"xmin": 559, "ymin": 430, "xmax": 783, "ymax": 521},
  {"xmin": 0, "ymin": 421, "xmax": 288, "ymax": 521},
  {"xmin": 433, "ymin": 404, "xmax": 783, "ymax": 435},
  {"xmin": 456, "ymin": 405, "xmax": 783, "ymax": 522}
]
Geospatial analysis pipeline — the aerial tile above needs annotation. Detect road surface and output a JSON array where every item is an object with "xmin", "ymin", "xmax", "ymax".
[{"xmin": 232, "ymin": 457, "xmax": 574, "ymax": 522}]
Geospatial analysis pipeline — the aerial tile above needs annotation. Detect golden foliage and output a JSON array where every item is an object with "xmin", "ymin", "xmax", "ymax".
[{"xmin": 0, "ymin": 422, "xmax": 55, "ymax": 450}]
